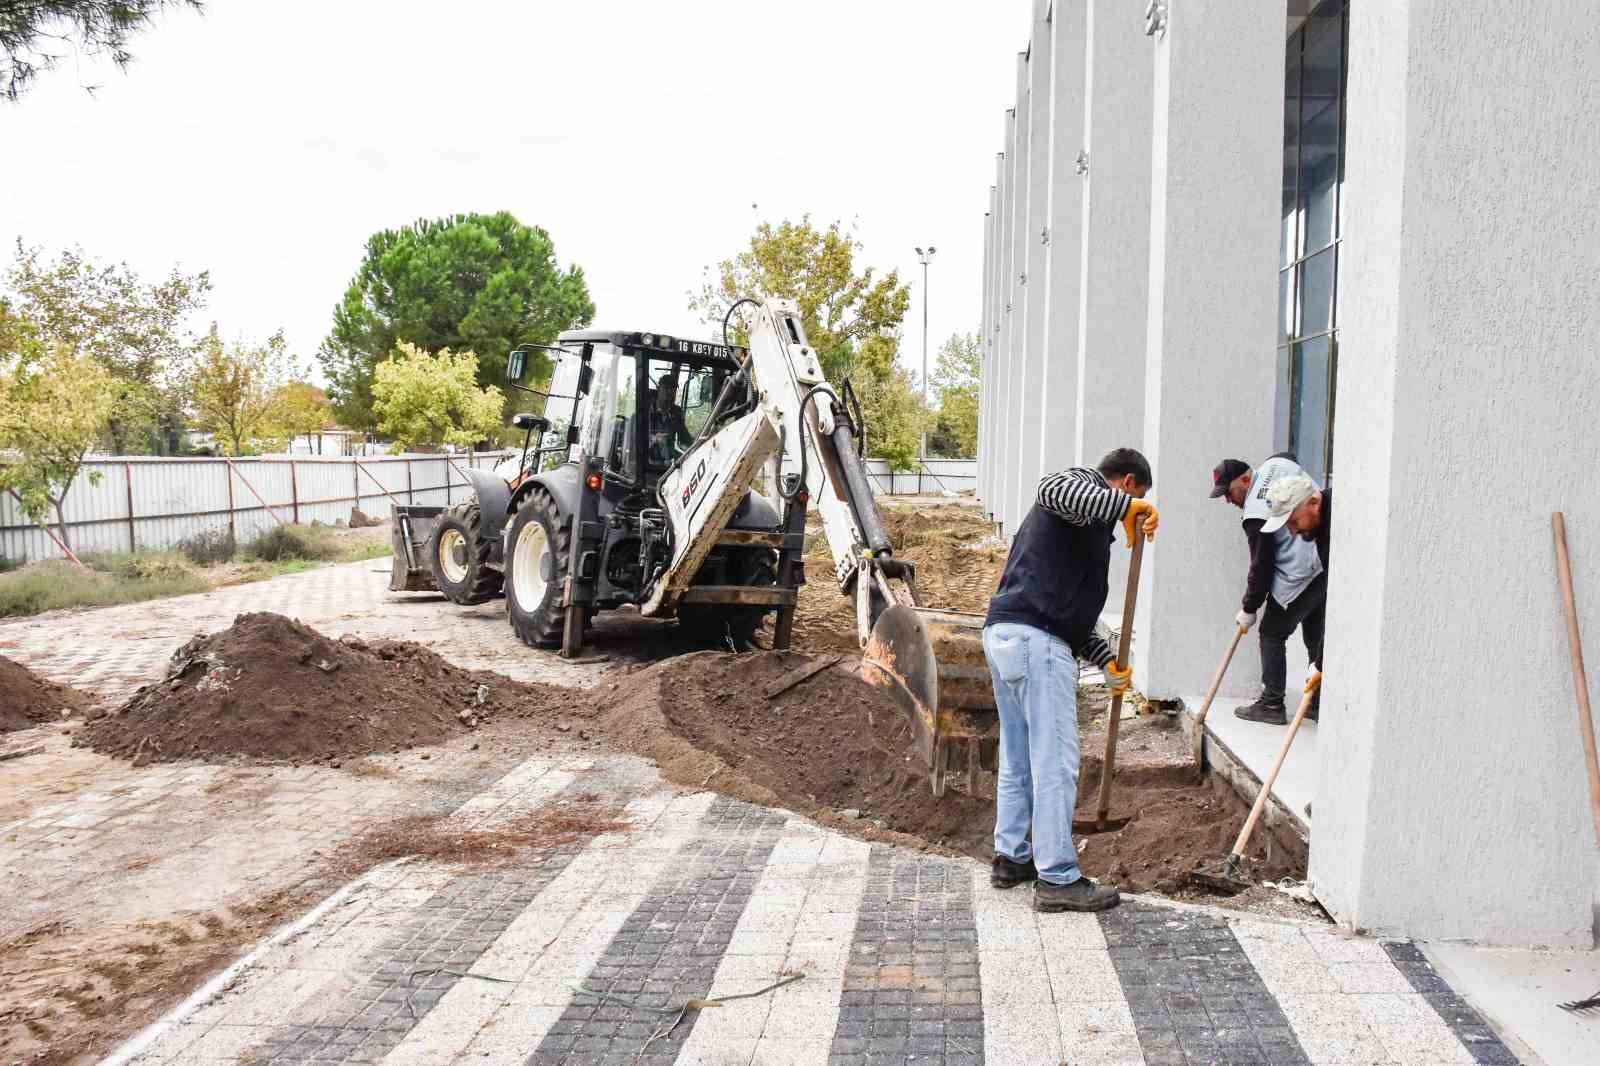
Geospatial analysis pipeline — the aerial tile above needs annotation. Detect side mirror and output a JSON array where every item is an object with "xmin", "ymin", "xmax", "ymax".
[
  {"xmin": 511, "ymin": 413, "xmax": 549, "ymax": 432},
  {"xmin": 507, "ymin": 347, "xmax": 528, "ymax": 384},
  {"xmin": 577, "ymin": 362, "xmax": 594, "ymax": 397}
]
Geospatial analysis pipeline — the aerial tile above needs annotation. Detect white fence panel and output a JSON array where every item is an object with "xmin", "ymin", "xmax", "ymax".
[
  {"xmin": 861, "ymin": 458, "xmax": 978, "ymax": 496},
  {"xmin": 0, "ymin": 452, "xmax": 514, "ymax": 563}
]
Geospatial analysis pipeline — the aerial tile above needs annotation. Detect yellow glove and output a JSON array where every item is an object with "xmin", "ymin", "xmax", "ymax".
[
  {"xmin": 1105, "ymin": 660, "xmax": 1132, "ymax": 695},
  {"xmin": 1305, "ymin": 670, "xmax": 1323, "ymax": 694},
  {"xmin": 1122, "ymin": 500, "xmax": 1159, "ymax": 547}
]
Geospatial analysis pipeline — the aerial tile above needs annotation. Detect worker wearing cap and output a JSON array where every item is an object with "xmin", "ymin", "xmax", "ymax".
[
  {"xmin": 982, "ymin": 447, "xmax": 1158, "ymax": 913},
  {"xmin": 1265, "ymin": 472, "xmax": 1332, "ymax": 566},
  {"xmin": 1210, "ymin": 454, "xmax": 1326, "ymax": 724}
]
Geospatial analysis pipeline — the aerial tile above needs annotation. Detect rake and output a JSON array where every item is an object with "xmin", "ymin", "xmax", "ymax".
[{"xmin": 1557, "ymin": 989, "xmax": 1600, "ymax": 1016}]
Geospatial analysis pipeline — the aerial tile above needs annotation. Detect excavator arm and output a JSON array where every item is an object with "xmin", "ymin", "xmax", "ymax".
[{"xmin": 642, "ymin": 298, "xmax": 997, "ymax": 796}]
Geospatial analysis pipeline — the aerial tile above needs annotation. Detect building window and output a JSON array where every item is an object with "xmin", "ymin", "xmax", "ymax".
[{"xmin": 1278, "ymin": 0, "xmax": 1347, "ymax": 484}]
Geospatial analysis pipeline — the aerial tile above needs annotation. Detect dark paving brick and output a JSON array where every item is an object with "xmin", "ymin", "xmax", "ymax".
[
  {"xmin": 523, "ymin": 797, "xmax": 788, "ymax": 1065},
  {"xmin": 1099, "ymin": 901, "xmax": 1311, "ymax": 1066},
  {"xmin": 827, "ymin": 847, "xmax": 983, "ymax": 1065},
  {"xmin": 1381, "ymin": 941, "xmax": 1522, "ymax": 1065},
  {"xmin": 251, "ymin": 813, "xmax": 589, "ymax": 1063}
]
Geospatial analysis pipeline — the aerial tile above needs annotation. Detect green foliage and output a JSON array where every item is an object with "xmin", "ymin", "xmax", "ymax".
[
  {"xmin": 187, "ymin": 328, "xmax": 308, "ymax": 455},
  {"xmin": 690, "ymin": 217, "xmax": 925, "ymax": 467},
  {"xmin": 689, "ymin": 216, "xmax": 910, "ymax": 383},
  {"xmin": 371, "ymin": 342, "xmax": 505, "ymax": 451},
  {"xmin": 1, "ymin": 0, "xmax": 204, "ymax": 102},
  {"xmin": 0, "ymin": 334, "xmax": 117, "ymax": 548},
  {"xmin": 244, "ymin": 523, "xmax": 343, "ymax": 563},
  {"xmin": 0, "ymin": 557, "xmax": 207, "ymax": 618},
  {"xmin": 319, "ymin": 212, "xmax": 595, "ymax": 428},
  {"xmin": 927, "ymin": 333, "xmax": 980, "ymax": 458},
  {"xmin": 4, "ymin": 240, "xmax": 210, "ymax": 453}
]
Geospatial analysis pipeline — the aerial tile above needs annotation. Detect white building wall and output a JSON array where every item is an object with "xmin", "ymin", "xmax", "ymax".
[
  {"xmin": 978, "ymin": 197, "xmax": 993, "ymax": 514},
  {"xmin": 1015, "ymin": 7, "xmax": 1053, "ymax": 525},
  {"xmin": 994, "ymin": 106, "xmax": 1020, "ymax": 528},
  {"xmin": 981, "ymin": 165, "xmax": 1003, "ymax": 517},
  {"xmin": 1038, "ymin": 0, "xmax": 1086, "ymax": 479},
  {"xmin": 1134, "ymin": 0, "xmax": 1282, "ymax": 702},
  {"xmin": 1311, "ymin": 0, "xmax": 1600, "ymax": 948},
  {"xmin": 1002, "ymin": 55, "xmax": 1032, "ymax": 534}
]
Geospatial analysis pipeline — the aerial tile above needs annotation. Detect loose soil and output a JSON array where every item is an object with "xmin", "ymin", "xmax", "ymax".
[
  {"xmin": 599, "ymin": 649, "xmax": 1304, "ymax": 895},
  {"xmin": 81, "ymin": 612, "xmax": 592, "ymax": 765},
  {"xmin": 0, "ymin": 655, "xmax": 92, "ymax": 734}
]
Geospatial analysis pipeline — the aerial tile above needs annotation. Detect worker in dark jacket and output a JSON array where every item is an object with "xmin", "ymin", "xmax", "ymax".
[
  {"xmin": 982, "ymin": 448, "xmax": 1158, "ymax": 913},
  {"xmin": 1259, "ymin": 471, "xmax": 1332, "ymax": 677},
  {"xmin": 1210, "ymin": 455, "xmax": 1325, "ymax": 724}
]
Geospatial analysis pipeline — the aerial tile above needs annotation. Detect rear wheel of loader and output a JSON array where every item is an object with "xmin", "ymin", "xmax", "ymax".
[
  {"xmin": 678, "ymin": 547, "xmax": 777, "ymax": 649},
  {"xmin": 427, "ymin": 503, "xmax": 503, "ymax": 605},
  {"xmin": 504, "ymin": 487, "xmax": 570, "ymax": 648}
]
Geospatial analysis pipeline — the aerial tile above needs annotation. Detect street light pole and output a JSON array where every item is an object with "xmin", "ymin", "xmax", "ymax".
[{"xmin": 914, "ymin": 246, "xmax": 936, "ymax": 460}]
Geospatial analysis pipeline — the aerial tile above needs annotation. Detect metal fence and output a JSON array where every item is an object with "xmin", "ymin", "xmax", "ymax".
[
  {"xmin": 0, "ymin": 452, "xmax": 516, "ymax": 563},
  {"xmin": 0, "ymin": 452, "xmax": 977, "ymax": 563},
  {"xmin": 861, "ymin": 458, "xmax": 978, "ymax": 496}
]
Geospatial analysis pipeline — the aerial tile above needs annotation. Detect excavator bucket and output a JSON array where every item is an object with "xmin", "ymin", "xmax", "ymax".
[
  {"xmin": 861, "ymin": 604, "xmax": 999, "ymax": 798},
  {"xmin": 388, "ymin": 504, "xmax": 443, "ymax": 593}
]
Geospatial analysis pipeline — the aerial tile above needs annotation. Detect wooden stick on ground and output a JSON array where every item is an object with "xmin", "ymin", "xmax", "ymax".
[
  {"xmin": 1092, "ymin": 516, "xmax": 1148, "ymax": 826},
  {"xmin": 1552, "ymin": 512, "xmax": 1600, "ymax": 849}
]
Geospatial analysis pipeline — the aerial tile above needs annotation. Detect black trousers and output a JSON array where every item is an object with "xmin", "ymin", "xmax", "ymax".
[{"xmin": 1259, "ymin": 571, "xmax": 1326, "ymax": 706}]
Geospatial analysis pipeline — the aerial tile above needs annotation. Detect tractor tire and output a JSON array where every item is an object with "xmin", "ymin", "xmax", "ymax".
[
  {"xmin": 427, "ymin": 503, "xmax": 503, "ymax": 605},
  {"xmin": 678, "ymin": 547, "xmax": 779, "ymax": 650},
  {"xmin": 504, "ymin": 486, "xmax": 571, "ymax": 648}
]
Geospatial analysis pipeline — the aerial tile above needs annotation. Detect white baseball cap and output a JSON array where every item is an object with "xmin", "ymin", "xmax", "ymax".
[{"xmin": 1260, "ymin": 473, "xmax": 1317, "ymax": 533}]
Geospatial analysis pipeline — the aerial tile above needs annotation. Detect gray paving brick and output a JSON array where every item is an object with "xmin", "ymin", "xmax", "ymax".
[{"xmin": 1381, "ymin": 940, "xmax": 1522, "ymax": 1065}]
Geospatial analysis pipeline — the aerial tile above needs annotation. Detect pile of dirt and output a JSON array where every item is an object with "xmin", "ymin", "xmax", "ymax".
[
  {"xmin": 82, "ymin": 612, "xmax": 591, "ymax": 764},
  {"xmin": 0, "ymin": 655, "xmax": 91, "ymax": 734},
  {"xmin": 601, "ymin": 649, "xmax": 1303, "ymax": 894}
]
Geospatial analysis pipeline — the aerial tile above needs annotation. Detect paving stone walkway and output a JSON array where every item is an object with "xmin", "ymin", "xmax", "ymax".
[{"xmin": 111, "ymin": 752, "xmax": 1521, "ymax": 1066}]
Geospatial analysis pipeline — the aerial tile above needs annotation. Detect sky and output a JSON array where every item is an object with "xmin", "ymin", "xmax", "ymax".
[{"xmin": 1, "ymin": 0, "xmax": 1027, "ymax": 388}]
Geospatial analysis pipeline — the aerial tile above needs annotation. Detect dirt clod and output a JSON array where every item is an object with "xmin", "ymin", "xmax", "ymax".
[
  {"xmin": 0, "ymin": 655, "xmax": 92, "ymax": 734},
  {"xmin": 82, "ymin": 613, "xmax": 591, "ymax": 764}
]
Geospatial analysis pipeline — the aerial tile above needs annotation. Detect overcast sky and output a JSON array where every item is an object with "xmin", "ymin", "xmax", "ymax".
[{"xmin": 2, "ymin": 0, "xmax": 1026, "ymax": 386}]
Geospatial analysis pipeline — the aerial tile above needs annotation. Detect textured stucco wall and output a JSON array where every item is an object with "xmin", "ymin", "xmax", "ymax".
[
  {"xmin": 1038, "ymin": 1, "xmax": 1086, "ymax": 479},
  {"xmin": 992, "ymin": 105, "xmax": 1019, "ymax": 528},
  {"xmin": 1002, "ymin": 56, "xmax": 1032, "ymax": 535},
  {"xmin": 1312, "ymin": 0, "xmax": 1600, "ymax": 948},
  {"xmin": 978, "ymin": 195, "xmax": 994, "ymax": 517},
  {"xmin": 1016, "ymin": 15, "xmax": 1054, "ymax": 527},
  {"xmin": 1135, "ymin": 0, "xmax": 1282, "ymax": 701}
]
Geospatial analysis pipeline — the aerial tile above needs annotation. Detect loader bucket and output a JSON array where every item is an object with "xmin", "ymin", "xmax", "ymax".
[
  {"xmin": 389, "ymin": 505, "xmax": 444, "ymax": 592},
  {"xmin": 861, "ymin": 604, "xmax": 999, "ymax": 798}
]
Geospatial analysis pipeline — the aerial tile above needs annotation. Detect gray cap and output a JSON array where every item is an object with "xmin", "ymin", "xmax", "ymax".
[{"xmin": 1260, "ymin": 473, "xmax": 1317, "ymax": 533}]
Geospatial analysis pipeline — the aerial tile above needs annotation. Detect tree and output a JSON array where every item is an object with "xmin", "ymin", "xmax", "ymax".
[
  {"xmin": 2, "ymin": 1, "xmax": 204, "ymax": 102},
  {"xmin": 370, "ymin": 343, "xmax": 504, "ymax": 452},
  {"xmin": 0, "ymin": 317, "xmax": 116, "ymax": 554},
  {"xmin": 319, "ymin": 212, "xmax": 595, "ymax": 429},
  {"xmin": 690, "ymin": 217, "xmax": 927, "ymax": 469},
  {"xmin": 187, "ymin": 327, "xmax": 300, "ymax": 456},
  {"xmin": 4, "ymin": 241, "xmax": 210, "ymax": 453},
  {"xmin": 269, "ymin": 381, "xmax": 332, "ymax": 445},
  {"xmin": 689, "ymin": 216, "xmax": 910, "ymax": 383},
  {"xmin": 927, "ymin": 332, "xmax": 980, "ymax": 458}
]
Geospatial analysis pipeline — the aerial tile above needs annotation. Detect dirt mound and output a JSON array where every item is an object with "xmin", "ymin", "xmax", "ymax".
[
  {"xmin": 601, "ymin": 649, "xmax": 1303, "ymax": 894},
  {"xmin": 1, "ymin": 655, "xmax": 91, "ymax": 733},
  {"xmin": 82, "ymin": 613, "xmax": 590, "ymax": 764}
]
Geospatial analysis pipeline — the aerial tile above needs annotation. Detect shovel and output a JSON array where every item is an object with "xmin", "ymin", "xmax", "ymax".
[
  {"xmin": 1190, "ymin": 624, "xmax": 1250, "ymax": 770},
  {"xmin": 1072, "ymin": 515, "xmax": 1148, "ymax": 834},
  {"xmin": 1188, "ymin": 669, "xmax": 1322, "ymax": 894}
]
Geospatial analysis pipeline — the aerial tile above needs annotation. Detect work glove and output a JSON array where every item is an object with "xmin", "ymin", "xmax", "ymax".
[
  {"xmin": 1122, "ymin": 500, "xmax": 1159, "ymax": 547},
  {"xmin": 1304, "ymin": 670, "xmax": 1323, "ymax": 694},
  {"xmin": 1104, "ymin": 659, "xmax": 1132, "ymax": 695},
  {"xmin": 1235, "ymin": 609, "xmax": 1257, "ymax": 632}
]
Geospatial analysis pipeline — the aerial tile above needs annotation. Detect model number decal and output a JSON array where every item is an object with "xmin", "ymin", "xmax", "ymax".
[{"xmin": 680, "ymin": 459, "xmax": 706, "ymax": 507}]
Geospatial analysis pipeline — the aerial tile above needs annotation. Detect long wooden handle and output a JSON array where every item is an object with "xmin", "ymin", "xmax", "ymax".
[
  {"xmin": 1096, "ymin": 515, "xmax": 1148, "ymax": 822},
  {"xmin": 1553, "ymin": 513, "xmax": 1600, "ymax": 849},
  {"xmin": 1228, "ymin": 670, "xmax": 1320, "ymax": 860},
  {"xmin": 1195, "ymin": 626, "xmax": 1249, "ymax": 728}
]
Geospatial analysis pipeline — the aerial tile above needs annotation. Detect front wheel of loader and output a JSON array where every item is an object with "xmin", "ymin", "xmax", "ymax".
[
  {"xmin": 427, "ymin": 503, "xmax": 503, "ymax": 605},
  {"xmin": 504, "ymin": 487, "xmax": 570, "ymax": 648}
]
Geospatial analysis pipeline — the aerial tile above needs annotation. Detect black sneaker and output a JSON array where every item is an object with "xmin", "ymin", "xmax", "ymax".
[
  {"xmin": 1033, "ymin": 877, "xmax": 1121, "ymax": 913},
  {"xmin": 991, "ymin": 854, "xmax": 1037, "ymax": 889},
  {"xmin": 1234, "ymin": 697, "xmax": 1288, "ymax": 725}
]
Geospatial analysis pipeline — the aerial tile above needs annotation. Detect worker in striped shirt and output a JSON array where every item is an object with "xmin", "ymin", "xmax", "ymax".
[{"xmin": 982, "ymin": 448, "xmax": 1159, "ymax": 913}]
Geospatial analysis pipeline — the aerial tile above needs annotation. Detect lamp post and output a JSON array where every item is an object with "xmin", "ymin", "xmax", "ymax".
[{"xmin": 914, "ymin": 246, "xmax": 937, "ymax": 460}]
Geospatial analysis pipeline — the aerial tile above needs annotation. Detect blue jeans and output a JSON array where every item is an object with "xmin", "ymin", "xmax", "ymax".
[{"xmin": 982, "ymin": 621, "xmax": 1083, "ymax": 886}]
